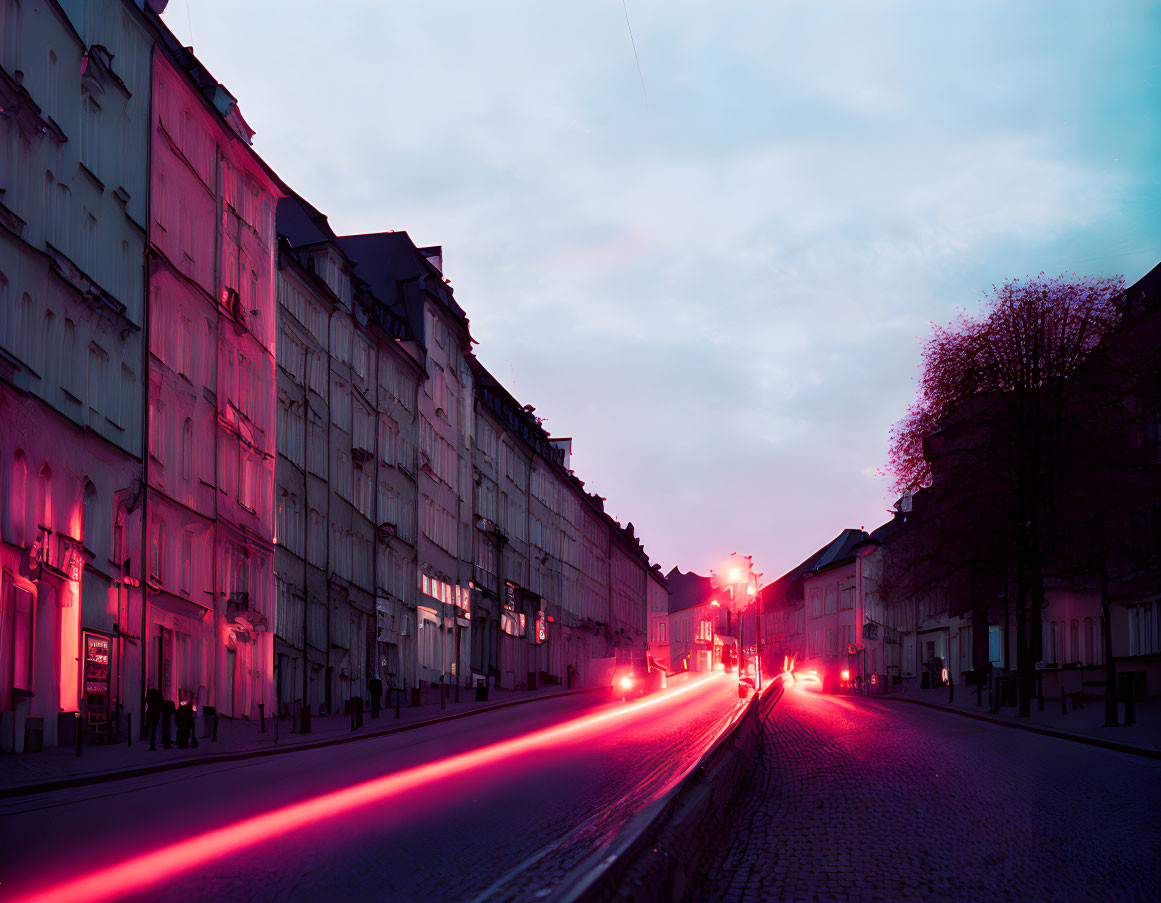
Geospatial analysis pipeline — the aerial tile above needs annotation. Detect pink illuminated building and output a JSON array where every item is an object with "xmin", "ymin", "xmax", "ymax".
[
  {"xmin": 1, "ymin": 0, "xmax": 153, "ymax": 750},
  {"xmin": 142, "ymin": 26, "xmax": 283, "ymax": 721}
]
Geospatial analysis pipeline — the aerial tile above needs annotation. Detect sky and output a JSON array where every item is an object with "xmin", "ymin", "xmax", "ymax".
[{"xmin": 161, "ymin": 0, "xmax": 1161, "ymax": 582}]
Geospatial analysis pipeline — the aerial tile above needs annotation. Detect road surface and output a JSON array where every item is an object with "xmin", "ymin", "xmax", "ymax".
[
  {"xmin": 689, "ymin": 679, "xmax": 1161, "ymax": 902},
  {"xmin": 1, "ymin": 672, "xmax": 739, "ymax": 902}
]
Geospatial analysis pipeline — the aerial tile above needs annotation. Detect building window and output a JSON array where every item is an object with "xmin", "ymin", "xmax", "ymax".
[
  {"xmin": 1127, "ymin": 602, "xmax": 1157, "ymax": 657},
  {"xmin": 7, "ymin": 450, "xmax": 27, "ymax": 546},
  {"xmin": 181, "ymin": 419, "xmax": 193, "ymax": 482},
  {"xmin": 36, "ymin": 464, "xmax": 51, "ymax": 529},
  {"xmin": 149, "ymin": 399, "xmax": 165, "ymax": 462},
  {"xmin": 179, "ymin": 319, "xmax": 193, "ymax": 379},
  {"xmin": 181, "ymin": 533, "xmax": 192, "ymax": 594},
  {"xmin": 149, "ymin": 518, "xmax": 164, "ymax": 582},
  {"xmin": 120, "ymin": 366, "xmax": 134, "ymax": 429},
  {"xmin": 82, "ymin": 212, "xmax": 97, "ymax": 275},
  {"xmin": 11, "ymin": 585, "xmax": 34, "ymax": 692},
  {"xmin": 82, "ymin": 481, "xmax": 98, "ymax": 548},
  {"xmin": 988, "ymin": 625, "xmax": 1003, "ymax": 665}
]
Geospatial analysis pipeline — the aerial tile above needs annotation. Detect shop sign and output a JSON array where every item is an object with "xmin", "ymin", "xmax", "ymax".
[{"xmin": 83, "ymin": 631, "xmax": 112, "ymax": 738}]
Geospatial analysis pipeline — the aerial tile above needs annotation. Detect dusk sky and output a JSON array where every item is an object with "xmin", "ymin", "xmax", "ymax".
[{"xmin": 162, "ymin": 1, "xmax": 1161, "ymax": 582}]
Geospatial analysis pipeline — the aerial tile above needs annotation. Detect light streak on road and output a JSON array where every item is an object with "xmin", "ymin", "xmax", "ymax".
[{"xmin": 16, "ymin": 672, "xmax": 727, "ymax": 903}]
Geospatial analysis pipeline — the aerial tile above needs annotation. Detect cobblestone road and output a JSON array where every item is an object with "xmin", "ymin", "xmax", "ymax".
[{"xmin": 688, "ymin": 683, "xmax": 1161, "ymax": 902}]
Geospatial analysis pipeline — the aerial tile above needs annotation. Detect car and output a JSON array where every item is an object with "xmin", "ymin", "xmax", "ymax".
[{"xmin": 613, "ymin": 661, "xmax": 667, "ymax": 701}]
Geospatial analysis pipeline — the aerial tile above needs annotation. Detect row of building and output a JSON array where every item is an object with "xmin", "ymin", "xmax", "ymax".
[
  {"xmin": 656, "ymin": 264, "xmax": 1161, "ymax": 705},
  {"xmin": 0, "ymin": 0, "xmax": 666, "ymax": 751}
]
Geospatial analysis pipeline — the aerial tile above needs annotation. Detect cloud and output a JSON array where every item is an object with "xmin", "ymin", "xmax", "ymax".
[{"xmin": 167, "ymin": 0, "xmax": 1161, "ymax": 577}]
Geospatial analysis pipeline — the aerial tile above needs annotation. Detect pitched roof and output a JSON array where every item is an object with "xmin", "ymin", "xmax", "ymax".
[
  {"xmin": 665, "ymin": 567, "xmax": 714, "ymax": 614},
  {"xmin": 810, "ymin": 528, "xmax": 869, "ymax": 573}
]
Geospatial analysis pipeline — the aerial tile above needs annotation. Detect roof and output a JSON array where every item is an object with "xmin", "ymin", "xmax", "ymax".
[
  {"xmin": 276, "ymin": 193, "xmax": 337, "ymax": 249},
  {"xmin": 810, "ymin": 528, "xmax": 869, "ymax": 574},
  {"xmin": 1126, "ymin": 259, "xmax": 1161, "ymax": 313},
  {"xmin": 760, "ymin": 527, "xmax": 870, "ymax": 606},
  {"xmin": 665, "ymin": 568, "xmax": 714, "ymax": 614},
  {"xmin": 337, "ymin": 231, "xmax": 469, "ymax": 334}
]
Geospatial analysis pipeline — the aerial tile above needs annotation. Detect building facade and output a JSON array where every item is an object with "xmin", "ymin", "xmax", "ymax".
[
  {"xmin": 144, "ymin": 32, "xmax": 282, "ymax": 723},
  {"xmin": 0, "ymin": 0, "xmax": 152, "ymax": 749}
]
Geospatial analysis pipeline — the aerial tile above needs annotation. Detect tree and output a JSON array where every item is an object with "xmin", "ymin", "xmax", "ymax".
[
  {"xmin": 886, "ymin": 273, "xmax": 1127, "ymax": 717},
  {"xmin": 1050, "ymin": 272, "xmax": 1161, "ymax": 725}
]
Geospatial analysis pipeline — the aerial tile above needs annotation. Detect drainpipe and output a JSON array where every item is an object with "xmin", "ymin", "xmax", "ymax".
[
  {"xmin": 301, "ymin": 378, "xmax": 309, "ymax": 729},
  {"xmin": 139, "ymin": 46, "xmax": 156, "ymax": 736}
]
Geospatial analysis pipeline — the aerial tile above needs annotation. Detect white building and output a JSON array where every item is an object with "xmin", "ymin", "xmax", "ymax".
[{"xmin": 0, "ymin": 0, "xmax": 152, "ymax": 749}]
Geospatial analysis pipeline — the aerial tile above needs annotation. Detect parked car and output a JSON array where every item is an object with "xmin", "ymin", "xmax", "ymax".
[{"xmin": 613, "ymin": 659, "xmax": 667, "ymax": 701}]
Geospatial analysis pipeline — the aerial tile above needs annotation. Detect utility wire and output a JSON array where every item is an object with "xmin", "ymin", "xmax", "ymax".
[{"xmin": 621, "ymin": 0, "xmax": 647, "ymax": 100}]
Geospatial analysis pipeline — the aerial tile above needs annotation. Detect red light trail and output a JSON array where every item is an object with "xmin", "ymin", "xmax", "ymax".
[{"xmin": 16, "ymin": 672, "xmax": 726, "ymax": 903}]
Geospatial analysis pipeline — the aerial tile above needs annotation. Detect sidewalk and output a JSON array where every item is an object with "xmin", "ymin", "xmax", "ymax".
[
  {"xmin": 871, "ymin": 680, "xmax": 1161, "ymax": 757},
  {"xmin": 0, "ymin": 684, "xmax": 605, "ymax": 797}
]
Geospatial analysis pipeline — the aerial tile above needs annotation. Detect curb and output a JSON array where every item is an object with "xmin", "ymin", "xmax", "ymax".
[
  {"xmin": 553, "ymin": 677, "xmax": 785, "ymax": 903},
  {"xmin": 873, "ymin": 695, "xmax": 1161, "ymax": 760},
  {"xmin": 0, "ymin": 685, "xmax": 608, "ymax": 799}
]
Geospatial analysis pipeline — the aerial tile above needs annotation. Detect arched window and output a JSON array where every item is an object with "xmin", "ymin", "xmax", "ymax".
[
  {"xmin": 62, "ymin": 318, "xmax": 76, "ymax": 393},
  {"xmin": 37, "ymin": 464, "xmax": 52, "ymax": 530},
  {"xmin": 16, "ymin": 292, "xmax": 32, "ymax": 369},
  {"xmin": 234, "ymin": 556, "xmax": 249, "ymax": 600},
  {"xmin": 7, "ymin": 450, "xmax": 27, "ymax": 545},
  {"xmin": 82, "ymin": 481, "xmax": 98, "ymax": 549},
  {"xmin": 40, "ymin": 308, "xmax": 54, "ymax": 389}
]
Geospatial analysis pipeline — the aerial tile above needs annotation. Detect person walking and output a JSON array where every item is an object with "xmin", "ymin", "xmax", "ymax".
[
  {"xmin": 174, "ymin": 701, "xmax": 198, "ymax": 748},
  {"xmin": 145, "ymin": 688, "xmax": 163, "ymax": 750}
]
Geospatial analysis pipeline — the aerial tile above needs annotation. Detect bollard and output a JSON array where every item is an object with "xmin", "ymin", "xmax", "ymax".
[
  {"xmin": 395, "ymin": 686, "xmax": 401, "ymax": 719},
  {"xmin": 948, "ymin": 675, "xmax": 954, "ymax": 705},
  {"xmin": 275, "ymin": 711, "xmax": 280, "ymax": 744},
  {"xmin": 128, "ymin": 712, "xmax": 132, "ymax": 748},
  {"xmin": 75, "ymin": 712, "xmax": 82, "ymax": 757},
  {"xmin": 1061, "ymin": 691, "xmax": 1067, "ymax": 716},
  {"xmin": 212, "ymin": 713, "xmax": 219, "ymax": 742},
  {"xmin": 441, "ymin": 679, "xmax": 446, "ymax": 711},
  {"xmin": 976, "ymin": 680, "xmax": 983, "ymax": 708},
  {"xmin": 259, "ymin": 703, "xmax": 265, "ymax": 734}
]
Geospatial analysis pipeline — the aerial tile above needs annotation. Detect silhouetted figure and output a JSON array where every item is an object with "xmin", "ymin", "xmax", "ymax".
[
  {"xmin": 161, "ymin": 699, "xmax": 175, "ymax": 749},
  {"xmin": 145, "ymin": 688, "xmax": 164, "ymax": 750},
  {"xmin": 369, "ymin": 678, "xmax": 382, "ymax": 718},
  {"xmin": 175, "ymin": 701, "xmax": 198, "ymax": 748}
]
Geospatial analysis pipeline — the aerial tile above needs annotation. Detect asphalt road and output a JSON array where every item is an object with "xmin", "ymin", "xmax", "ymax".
[
  {"xmin": 0, "ymin": 672, "xmax": 740, "ymax": 903},
  {"xmin": 689, "ymin": 678, "xmax": 1161, "ymax": 902}
]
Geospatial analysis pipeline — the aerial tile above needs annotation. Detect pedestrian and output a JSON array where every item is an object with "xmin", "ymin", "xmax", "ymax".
[
  {"xmin": 161, "ymin": 698, "xmax": 175, "ymax": 749},
  {"xmin": 145, "ymin": 687, "xmax": 163, "ymax": 750},
  {"xmin": 175, "ymin": 701, "xmax": 196, "ymax": 748},
  {"xmin": 369, "ymin": 677, "xmax": 382, "ymax": 718}
]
